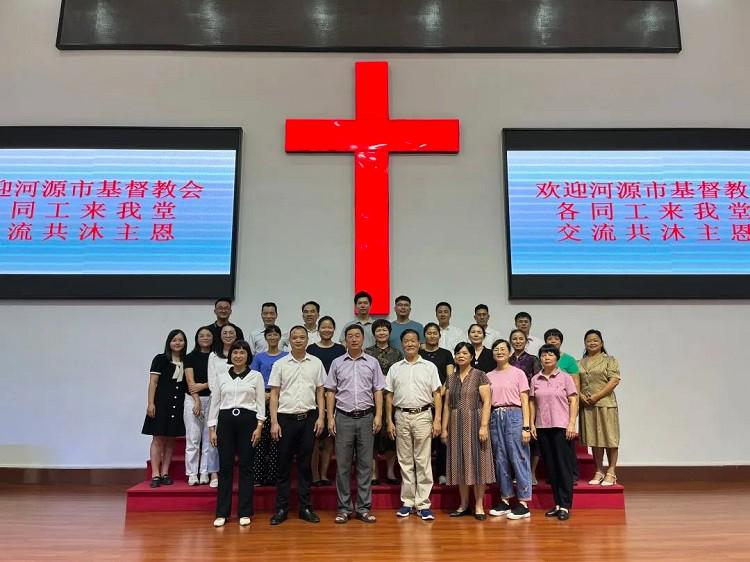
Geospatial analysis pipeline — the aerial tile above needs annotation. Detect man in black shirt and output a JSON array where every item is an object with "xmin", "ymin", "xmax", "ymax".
[{"xmin": 208, "ymin": 298, "xmax": 245, "ymax": 344}]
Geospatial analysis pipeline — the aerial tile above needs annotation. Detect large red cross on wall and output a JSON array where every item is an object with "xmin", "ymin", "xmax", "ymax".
[{"xmin": 285, "ymin": 61, "xmax": 460, "ymax": 315}]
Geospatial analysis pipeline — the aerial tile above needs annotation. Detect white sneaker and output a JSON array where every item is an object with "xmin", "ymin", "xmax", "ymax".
[
  {"xmin": 213, "ymin": 517, "xmax": 226, "ymax": 527},
  {"xmin": 438, "ymin": 475, "xmax": 447, "ymax": 485},
  {"xmin": 239, "ymin": 517, "xmax": 251, "ymax": 526},
  {"xmin": 199, "ymin": 473, "xmax": 210, "ymax": 485},
  {"xmin": 209, "ymin": 478, "xmax": 219, "ymax": 488},
  {"xmin": 188, "ymin": 475, "xmax": 199, "ymax": 486}
]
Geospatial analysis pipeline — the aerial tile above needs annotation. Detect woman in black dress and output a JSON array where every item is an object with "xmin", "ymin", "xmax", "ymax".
[
  {"xmin": 468, "ymin": 324, "xmax": 495, "ymax": 373},
  {"xmin": 142, "ymin": 329, "xmax": 188, "ymax": 488}
]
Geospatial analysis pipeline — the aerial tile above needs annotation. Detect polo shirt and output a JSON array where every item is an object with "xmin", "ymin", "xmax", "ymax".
[
  {"xmin": 557, "ymin": 352, "xmax": 580, "ymax": 375},
  {"xmin": 529, "ymin": 369, "xmax": 578, "ymax": 429}
]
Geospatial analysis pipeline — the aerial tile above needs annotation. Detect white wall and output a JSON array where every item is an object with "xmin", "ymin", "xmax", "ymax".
[{"xmin": 1, "ymin": 0, "xmax": 748, "ymax": 468}]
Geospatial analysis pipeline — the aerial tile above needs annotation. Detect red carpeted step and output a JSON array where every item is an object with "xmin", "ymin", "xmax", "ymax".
[{"xmin": 126, "ymin": 479, "xmax": 624, "ymax": 513}]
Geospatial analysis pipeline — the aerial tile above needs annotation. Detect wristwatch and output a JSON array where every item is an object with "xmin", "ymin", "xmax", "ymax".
[{"xmin": 522, "ymin": 426, "xmax": 531, "ymax": 431}]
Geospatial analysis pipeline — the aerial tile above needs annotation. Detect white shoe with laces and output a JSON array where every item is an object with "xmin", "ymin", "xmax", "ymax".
[
  {"xmin": 199, "ymin": 473, "xmax": 210, "ymax": 485},
  {"xmin": 188, "ymin": 475, "xmax": 199, "ymax": 486},
  {"xmin": 213, "ymin": 517, "xmax": 226, "ymax": 527}
]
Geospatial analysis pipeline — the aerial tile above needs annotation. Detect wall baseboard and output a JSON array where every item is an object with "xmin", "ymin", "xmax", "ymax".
[{"xmin": 1, "ymin": 466, "xmax": 749, "ymax": 485}]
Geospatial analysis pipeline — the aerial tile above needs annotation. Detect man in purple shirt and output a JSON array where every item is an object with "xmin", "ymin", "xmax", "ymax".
[{"xmin": 325, "ymin": 324, "xmax": 385, "ymax": 524}]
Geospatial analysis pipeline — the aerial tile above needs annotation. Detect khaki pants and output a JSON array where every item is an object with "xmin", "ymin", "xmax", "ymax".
[{"xmin": 395, "ymin": 409, "xmax": 433, "ymax": 510}]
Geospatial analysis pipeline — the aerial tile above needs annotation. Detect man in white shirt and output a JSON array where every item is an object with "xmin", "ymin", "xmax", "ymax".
[
  {"xmin": 435, "ymin": 301, "xmax": 463, "ymax": 352},
  {"xmin": 301, "ymin": 300, "xmax": 321, "ymax": 346},
  {"xmin": 515, "ymin": 311, "xmax": 542, "ymax": 356},
  {"xmin": 473, "ymin": 304, "xmax": 503, "ymax": 349},
  {"xmin": 385, "ymin": 330, "xmax": 442, "ymax": 521},
  {"xmin": 250, "ymin": 302, "xmax": 283, "ymax": 354},
  {"xmin": 268, "ymin": 326, "xmax": 326, "ymax": 525},
  {"xmin": 340, "ymin": 290, "xmax": 376, "ymax": 348}
]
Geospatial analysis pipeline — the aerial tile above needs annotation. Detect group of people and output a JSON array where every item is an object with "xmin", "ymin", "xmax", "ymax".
[{"xmin": 141, "ymin": 292, "xmax": 621, "ymax": 526}]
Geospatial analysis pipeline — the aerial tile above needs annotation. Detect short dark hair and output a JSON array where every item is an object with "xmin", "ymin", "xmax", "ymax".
[
  {"xmin": 515, "ymin": 311, "xmax": 532, "ymax": 323},
  {"xmin": 435, "ymin": 301, "xmax": 452, "ymax": 313},
  {"xmin": 454, "ymin": 341, "xmax": 475, "ymax": 358},
  {"xmin": 228, "ymin": 339, "xmax": 253, "ymax": 364},
  {"xmin": 354, "ymin": 291, "xmax": 372, "ymax": 304},
  {"xmin": 302, "ymin": 300, "xmax": 320, "ymax": 313},
  {"xmin": 163, "ymin": 329, "xmax": 188, "ymax": 361},
  {"xmin": 264, "ymin": 324, "xmax": 282, "ymax": 338},
  {"xmin": 261, "ymin": 302, "xmax": 278, "ymax": 312},
  {"xmin": 423, "ymin": 322, "xmax": 441, "ymax": 336},
  {"xmin": 371, "ymin": 318, "xmax": 392, "ymax": 335},
  {"xmin": 214, "ymin": 298, "xmax": 232, "ymax": 307},
  {"xmin": 468, "ymin": 323, "xmax": 486, "ymax": 337},
  {"xmin": 538, "ymin": 344, "xmax": 561, "ymax": 360},
  {"xmin": 344, "ymin": 323, "xmax": 365, "ymax": 337},
  {"xmin": 474, "ymin": 304, "xmax": 489, "ymax": 314},
  {"xmin": 491, "ymin": 339, "xmax": 512, "ymax": 353},
  {"xmin": 544, "ymin": 328, "xmax": 564, "ymax": 344},
  {"xmin": 318, "ymin": 315, "xmax": 336, "ymax": 329},
  {"xmin": 288, "ymin": 325, "xmax": 308, "ymax": 338},
  {"xmin": 400, "ymin": 328, "xmax": 420, "ymax": 342},
  {"xmin": 395, "ymin": 295, "xmax": 411, "ymax": 305}
]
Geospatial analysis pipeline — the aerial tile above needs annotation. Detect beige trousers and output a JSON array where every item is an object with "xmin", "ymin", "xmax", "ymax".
[{"xmin": 395, "ymin": 409, "xmax": 434, "ymax": 510}]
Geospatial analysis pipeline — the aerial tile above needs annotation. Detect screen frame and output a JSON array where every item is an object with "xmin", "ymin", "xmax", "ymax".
[
  {"xmin": 502, "ymin": 128, "xmax": 750, "ymax": 299},
  {"xmin": 0, "ymin": 126, "xmax": 243, "ymax": 299}
]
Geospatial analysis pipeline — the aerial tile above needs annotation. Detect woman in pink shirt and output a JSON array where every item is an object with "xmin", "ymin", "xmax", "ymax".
[
  {"xmin": 529, "ymin": 344, "xmax": 579, "ymax": 521},
  {"xmin": 485, "ymin": 339, "xmax": 532, "ymax": 520}
]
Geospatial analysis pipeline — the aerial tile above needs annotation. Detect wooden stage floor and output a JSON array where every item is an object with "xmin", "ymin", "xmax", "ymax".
[{"xmin": 1, "ymin": 481, "xmax": 749, "ymax": 561}]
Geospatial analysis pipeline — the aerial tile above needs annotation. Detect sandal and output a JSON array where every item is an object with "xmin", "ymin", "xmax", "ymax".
[
  {"xmin": 355, "ymin": 511, "xmax": 377, "ymax": 523},
  {"xmin": 335, "ymin": 512, "xmax": 350, "ymax": 524},
  {"xmin": 601, "ymin": 473, "xmax": 618, "ymax": 486},
  {"xmin": 588, "ymin": 471, "xmax": 605, "ymax": 485}
]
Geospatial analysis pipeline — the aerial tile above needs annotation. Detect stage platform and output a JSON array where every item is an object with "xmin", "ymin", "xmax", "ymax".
[{"xmin": 128, "ymin": 437, "xmax": 624, "ymax": 512}]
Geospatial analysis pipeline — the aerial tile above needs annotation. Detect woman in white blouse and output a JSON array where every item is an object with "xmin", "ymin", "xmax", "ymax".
[
  {"xmin": 207, "ymin": 325, "xmax": 238, "ymax": 397},
  {"xmin": 208, "ymin": 340, "xmax": 265, "ymax": 527}
]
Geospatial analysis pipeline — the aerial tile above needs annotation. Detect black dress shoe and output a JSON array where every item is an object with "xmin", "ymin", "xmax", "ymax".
[
  {"xmin": 159, "ymin": 475, "xmax": 173, "ymax": 485},
  {"xmin": 557, "ymin": 509, "xmax": 571, "ymax": 521},
  {"xmin": 545, "ymin": 507, "xmax": 560, "ymax": 517},
  {"xmin": 149, "ymin": 477, "xmax": 161, "ymax": 488},
  {"xmin": 299, "ymin": 508, "xmax": 320, "ymax": 523},
  {"xmin": 270, "ymin": 511, "xmax": 288, "ymax": 525}
]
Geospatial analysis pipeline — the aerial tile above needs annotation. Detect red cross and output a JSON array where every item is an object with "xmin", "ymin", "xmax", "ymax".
[{"xmin": 286, "ymin": 61, "xmax": 460, "ymax": 314}]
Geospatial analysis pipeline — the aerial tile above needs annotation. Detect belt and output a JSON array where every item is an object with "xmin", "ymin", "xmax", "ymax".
[
  {"xmin": 220, "ymin": 407, "xmax": 255, "ymax": 417},
  {"xmin": 397, "ymin": 404, "xmax": 431, "ymax": 414},
  {"xmin": 492, "ymin": 405, "xmax": 521, "ymax": 411},
  {"xmin": 336, "ymin": 407, "xmax": 374, "ymax": 419},
  {"xmin": 279, "ymin": 410, "xmax": 317, "ymax": 421}
]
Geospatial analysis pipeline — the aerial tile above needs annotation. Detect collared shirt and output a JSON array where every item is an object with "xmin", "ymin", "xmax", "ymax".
[
  {"xmin": 250, "ymin": 351, "xmax": 289, "ymax": 389},
  {"xmin": 486, "ymin": 366, "xmax": 529, "ymax": 407},
  {"xmin": 304, "ymin": 327, "xmax": 321, "ymax": 347},
  {"xmin": 268, "ymin": 353, "xmax": 326, "ymax": 414},
  {"xmin": 525, "ymin": 334, "xmax": 543, "ymax": 357},
  {"xmin": 530, "ymin": 369, "xmax": 577, "ymax": 429},
  {"xmin": 365, "ymin": 344, "xmax": 403, "ymax": 376},
  {"xmin": 558, "ymin": 352, "xmax": 580, "ymax": 375},
  {"xmin": 207, "ymin": 368, "xmax": 266, "ymax": 427},
  {"xmin": 325, "ymin": 352, "xmax": 385, "ymax": 412},
  {"xmin": 438, "ymin": 324, "xmax": 464, "ymax": 354},
  {"xmin": 384, "ymin": 356, "xmax": 442, "ymax": 409},
  {"xmin": 339, "ymin": 319, "xmax": 376, "ymax": 348},
  {"xmin": 481, "ymin": 326, "xmax": 503, "ymax": 349}
]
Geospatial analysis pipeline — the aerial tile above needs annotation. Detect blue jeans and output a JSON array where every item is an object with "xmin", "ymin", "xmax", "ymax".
[{"xmin": 489, "ymin": 406, "xmax": 532, "ymax": 501}]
